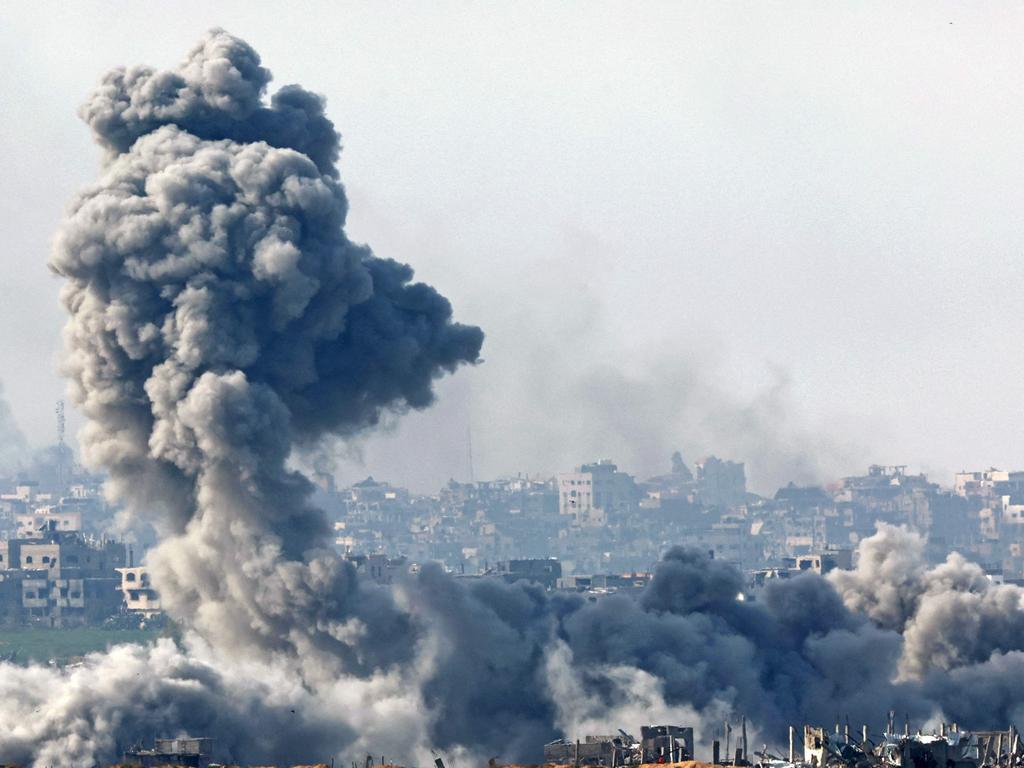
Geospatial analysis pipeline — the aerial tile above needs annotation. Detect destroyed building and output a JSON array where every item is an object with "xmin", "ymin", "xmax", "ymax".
[
  {"xmin": 545, "ymin": 735, "xmax": 622, "ymax": 767},
  {"xmin": 544, "ymin": 725, "xmax": 692, "ymax": 767},
  {"xmin": 641, "ymin": 725, "xmax": 694, "ymax": 763},
  {"xmin": 124, "ymin": 737, "xmax": 213, "ymax": 768},
  {"xmin": 798, "ymin": 722, "xmax": 1022, "ymax": 768},
  {"xmin": 115, "ymin": 564, "xmax": 162, "ymax": 618}
]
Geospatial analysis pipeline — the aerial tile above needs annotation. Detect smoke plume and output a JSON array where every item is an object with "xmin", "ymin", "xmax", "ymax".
[
  {"xmin": 52, "ymin": 28, "xmax": 482, "ymax": 672},
  {"xmin": 1, "ymin": 30, "xmax": 1023, "ymax": 768},
  {"xmin": 829, "ymin": 523, "xmax": 1024, "ymax": 679}
]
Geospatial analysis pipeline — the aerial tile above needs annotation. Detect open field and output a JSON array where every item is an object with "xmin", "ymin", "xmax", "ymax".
[{"xmin": 0, "ymin": 626, "xmax": 166, "ymax": 665}]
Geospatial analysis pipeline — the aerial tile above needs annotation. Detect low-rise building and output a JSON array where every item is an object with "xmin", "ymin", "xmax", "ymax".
[
  {"xmin": 16, "ymin": 507, "xmax": 82, "ymax": 538},
  {"xmin": 0, "ymin": 525, "xmax": 125, "ymax": 627},
  {"xmin": 495, "ymin": 558, "xmax": 562, "ymax": 589},
  {"xmin": 116, "ymin": 565, "xmax": 162, "ymax": 617},
  {"xmin": 124, "ymin": 737, "xmax": 212, "ymax": 768}
]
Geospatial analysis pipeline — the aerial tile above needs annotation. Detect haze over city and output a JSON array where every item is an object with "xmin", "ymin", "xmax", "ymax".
[
  {"xmin": 3, "ymin": 5, "xmax": 1024, "ymax": 768},
  {"xmin": 4, "ymin": 3, "xmax": 1024, "ymax": 493}
]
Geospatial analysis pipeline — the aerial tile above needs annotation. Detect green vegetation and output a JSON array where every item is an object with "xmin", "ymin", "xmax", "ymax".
[{"xmin": 0, "ymin": 626, "xmax": 166, "ymax": 665}]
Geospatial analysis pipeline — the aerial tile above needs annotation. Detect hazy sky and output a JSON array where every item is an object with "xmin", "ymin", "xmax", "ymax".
[{"xmin": 2, "ymin": 2, "xmax": 1023, "ymax": 493}]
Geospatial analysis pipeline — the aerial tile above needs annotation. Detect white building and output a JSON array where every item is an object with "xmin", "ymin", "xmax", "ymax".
[
  {"xmin": 16, "ymin": 508, "xmax": 82, "ymax": 538},
  {"xmin": 954, "ymin": 468, "xmax": 1024, "ymax": 498},
  {"xmin": 557, "ymin": 460, "xmax": 635, "ymax": 527},
  {"xmin": 1001, "ymin": 495, "xmax": 1024, "ymax": 527},
  {"xmin": 115, "ymin": 566, "xmax": 162, "ymax": 617}
]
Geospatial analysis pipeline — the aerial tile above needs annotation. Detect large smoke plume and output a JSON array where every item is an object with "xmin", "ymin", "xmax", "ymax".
[
  {"xmin": 2, "ymin": 30, "xmax": 1024, "ymax": 767},
  {"xmin": 53, "ymin": 28, "xmax": 482, "ymax": 671}
]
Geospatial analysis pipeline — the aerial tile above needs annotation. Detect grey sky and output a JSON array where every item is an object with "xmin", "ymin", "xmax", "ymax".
[{"xmin": 2, "ymin": 1, "xmax": 1023, "ymax": 493}]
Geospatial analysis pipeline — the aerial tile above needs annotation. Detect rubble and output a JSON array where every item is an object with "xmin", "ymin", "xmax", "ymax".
[{"xmin": 536, "ymin": 719, "xmax": 1022, "ymax": 768}]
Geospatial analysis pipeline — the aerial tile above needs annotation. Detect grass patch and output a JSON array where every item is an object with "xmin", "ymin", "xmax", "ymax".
[{"xmin": 0, "ymin": 626, "xmax": 165, "ymax": 665}]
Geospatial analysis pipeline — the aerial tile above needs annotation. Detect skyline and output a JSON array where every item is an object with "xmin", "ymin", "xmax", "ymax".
[
  {"xmin": 1, "ymin": 17, "xmax": 1023, "ymax": 766},
  {"xmin": 3, "ymin": 3, "xmax": 1024, "ymax": 495}
]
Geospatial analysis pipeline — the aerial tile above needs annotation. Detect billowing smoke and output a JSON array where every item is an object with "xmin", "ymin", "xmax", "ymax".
[
  {"xmin": 52, "ymin": 27, "xmax": 482, "ymax": 672},
  {"xmin": 829, "ymin": 523, "xmax": 1024, "ymax": 679},
  {"xmin": 2, "ymin": 29, "xmax": 1024, "ymax": 768}
]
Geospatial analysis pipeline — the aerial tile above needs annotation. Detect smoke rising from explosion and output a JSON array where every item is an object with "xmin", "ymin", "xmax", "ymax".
[
  {"xmin": 1, "ymin": 29, "xmax": 1024, "ymax": 767},
  {"xmin": 53, "ymin": 28, "xmax": 482, "ymax": 672}
]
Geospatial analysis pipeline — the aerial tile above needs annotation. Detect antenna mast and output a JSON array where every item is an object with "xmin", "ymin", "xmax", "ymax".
[{"xmin": 55, "ymin": 400, "xmax": 66, "ymax": 493}]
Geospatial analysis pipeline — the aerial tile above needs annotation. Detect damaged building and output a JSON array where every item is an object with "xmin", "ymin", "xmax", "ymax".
[
  {"xmin": 543, "ymin": 725, "xmax": 693, "ymax": 767},
  {"xmin": 797, "ymin": 722, "xmax": 1021, "ymax": 768},
  {"xmin": 123, "ymin": 737, "xmax": 213, "ymax": 768}
]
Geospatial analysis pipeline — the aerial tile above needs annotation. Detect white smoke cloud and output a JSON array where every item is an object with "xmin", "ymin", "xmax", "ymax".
[{"xmin": 830, "ymin": 524, "xmax": 1024, "ymax": 679}]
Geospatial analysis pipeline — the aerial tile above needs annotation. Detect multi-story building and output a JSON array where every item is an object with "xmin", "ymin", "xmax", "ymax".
[
  {"xmin": 695, "ymin": 456, "xmax": 747, "ymax": 508},
  {"xmin": 0, "ymin": 525, "xmax": 125, "ymax": 627},
  {"xmin": 495, "ymin": 558, "xmax": 562, "ymax": 589},
  {"xmin": 557, "ymin": 460, "xmax": 636, "ymax": 527}
]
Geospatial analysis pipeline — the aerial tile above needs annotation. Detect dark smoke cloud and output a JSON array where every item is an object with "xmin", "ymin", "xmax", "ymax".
[
  {"xmin": 2, "ymin": 30, "xmax": 1024, "ymax": 768},
  {"xmin": 413, "ymin": 535, "xmax": 1024, "ymax": 756},
  {"xmin": 50, "ymin": 28, "xmax": 481, "ymax": 671}
]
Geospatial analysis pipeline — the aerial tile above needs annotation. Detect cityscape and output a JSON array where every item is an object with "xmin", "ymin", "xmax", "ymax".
[
  {"xmin": 3, "ymin": 437, "xmax": 1024, "ymax": 628},
  {"xmin": 3, "ymin": 8, "xmax": 1024, "ymax": 768}
]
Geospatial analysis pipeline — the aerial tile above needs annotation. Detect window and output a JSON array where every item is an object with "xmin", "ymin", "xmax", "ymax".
[
  {"xmin": 25, "ymin": 556, "xmax": 32, "ymax": 564},
  {"xmin": 25, "ymin": 591, "xmax": 35, "ymax": 599},
  {"xmin": 42, "ymin": 556, "xmax": 50, "ymax": 564},
  {"xmin": 70, "ymin": 591, "xmax": 80, "ymax": 599},
  {"xmin": 126, "ymin": 572, "xmax": 136, "ymax": 582}
]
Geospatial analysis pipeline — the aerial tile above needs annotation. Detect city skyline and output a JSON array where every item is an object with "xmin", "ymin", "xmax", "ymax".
[
  {"xmin": 4, "ymin": 3, "xmax": 1024, "ymax": 494},
  {"xmin": 3, "ymin": 8, "xmax": 1024, "ymax": 767}
]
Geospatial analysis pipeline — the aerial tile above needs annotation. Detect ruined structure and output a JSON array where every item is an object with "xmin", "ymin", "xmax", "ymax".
[{"xmin": 123, "ymin": 737, "xmax": 213, "ymax": 768}]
